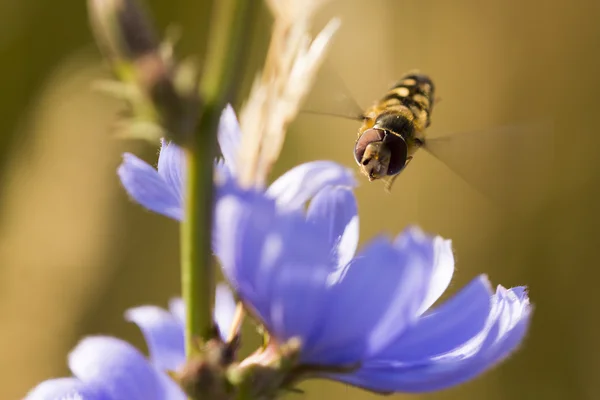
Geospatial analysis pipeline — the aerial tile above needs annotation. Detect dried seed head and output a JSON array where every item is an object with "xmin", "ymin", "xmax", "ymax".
[{"xmin": 237, "ymin": 0, "xmax": 341, "ymax": 188}]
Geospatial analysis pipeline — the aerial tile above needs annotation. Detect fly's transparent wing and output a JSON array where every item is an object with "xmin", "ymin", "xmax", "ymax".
[
  {"xmin": 301, "ymin": 62, "xmax": 365, "ymax": 121},
  {"xmin": 423, "ymin": 119, "xmax": 555, "ymax": 210}
]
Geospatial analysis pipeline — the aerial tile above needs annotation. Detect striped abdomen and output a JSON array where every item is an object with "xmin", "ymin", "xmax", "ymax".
[{"xmin": 378, "ymin": 73, "xmax": 435, "ymax": 133}]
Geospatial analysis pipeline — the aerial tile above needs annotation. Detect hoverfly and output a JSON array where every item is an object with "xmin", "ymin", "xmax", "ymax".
[
  {"xmin": 302, "ymin": 66, "xmax": 553, "ymax": 202},
  {"xmin": 353, "ymin": 72, "xmax": 434, "ymax": 191}
]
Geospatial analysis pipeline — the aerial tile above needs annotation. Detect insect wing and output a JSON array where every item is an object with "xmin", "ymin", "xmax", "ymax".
[
  {"xmin": 301, "ymin": 63, "xmax": 365, "ymax": 121},
  {"xmin": 423, "ymin": 120, "xmax": 555, "ymax": 208}
]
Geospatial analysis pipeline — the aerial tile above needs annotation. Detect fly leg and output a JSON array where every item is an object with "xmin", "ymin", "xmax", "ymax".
[
  {"xmin": 384, "ymin": 174, "xmax": 399, "ymax": 193},
  {"xmin": 384, "ymin": 156, "xmax": 413, "ymax": 193}
]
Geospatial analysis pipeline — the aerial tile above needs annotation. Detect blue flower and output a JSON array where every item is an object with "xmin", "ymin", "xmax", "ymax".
[
  {"xmin": 117, "ymin": 104, "xmax": 357, "ymax": 220},
  {"xmin": 25, "ymin": 285, "xmax": 237, "ymax": 400},
  {"xmin": 116, "ymin": 105, "xmax": 532, "ymax": 394},
  {"xmin": 213, "ymin": 183, "xmax": 531, "ymax": 393}
]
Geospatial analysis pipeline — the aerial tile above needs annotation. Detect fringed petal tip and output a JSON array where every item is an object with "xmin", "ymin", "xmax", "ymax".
[
  {"xmin": 117, "ymin": 152, "xmax": 183, "ymax": 220},
  {"xmin": 218, "ymin": 103, "xmax": 242, "ymax": 175},
  {"xmin": 157, "ymin": 139, "xmax": 185, "ymax": 200},
  {"xmin": 326, "ymin": 274, "xmax": 532, "ymax": 394},
  {"xmin": 498, "ymin": 285, "xmax": 530, "ymax": 301}
]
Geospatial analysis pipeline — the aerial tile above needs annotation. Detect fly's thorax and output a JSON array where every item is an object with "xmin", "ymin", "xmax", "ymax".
[{"xmin": 373, "ymin": 111, "xmax": 416, "ymax": 141}]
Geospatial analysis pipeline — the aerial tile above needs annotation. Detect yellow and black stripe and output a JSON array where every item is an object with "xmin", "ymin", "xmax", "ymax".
[{"xmin": 382, "ymin": 73, "xmax": 435, "ymax": 130}]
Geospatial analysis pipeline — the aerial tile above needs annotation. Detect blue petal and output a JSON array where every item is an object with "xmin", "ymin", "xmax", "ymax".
[
  {"xmin": 68, "ymin": 336, "xmax": 165, "ymax": 400},
  {"xmin": 329, "ymin": 285, "xmax": 531, "ymax": 393},
  {"xmin": 214, "ymin": 184, "xmax": 335, "ymax": 339},
  {"xmin": 214, "ymin": 188, "xmax": 280, "ymax": 323},
  {"xmin": 25, "ymin": 378, "xmax": 108, "ymax": 400},
  {"xmin": 263, "ymin": 213, "xmax": 332, "ymax": 346},
  {"xmin": 217, "ymin": 104, "xmax": 242, "ymax": 175},
  {"xmin": 163, "ymin": 288, "xmax": 237, "ymax": 343},
  {"xmin": 215, "ymin": 283, "xmax": 237, "ymax": 340},
  {"xmin": 125, "ymin": 306, "xmax": 185, "ymax": 372},
  {"xmin": 155, "ymin": 369, "xmax": 187, "ymax": 400},
  {"xmin": 157, "ymin": 139, "xmax": 185, "ymax": 202},
  {"xmin": 393, "ymin": 227, "xmax": 440, "ymax": 315},
  {"xmin": 169, "ymin": 298, "xmax": 185, "ymax": 326},
  {"xmin": 375, "ymin": 275, "xmax": 493, "ymax": 363},
  {"xmin": 118, "ymin": 153, "xmax": 183, "ymax": 220},
  {"xmin": 307, "ymin": 186, "xmax": 359, "ymax": 267},
  {"xmin": 417, "ymin": 237, "xmax": 454, "ymax": 315},
  {"xmin": 302, "ymin": 234, "xmax": 433, "ymax": 365},
  {"xmin": 266, "ymin": 161, "xmax": 356, "ymax": 210}
]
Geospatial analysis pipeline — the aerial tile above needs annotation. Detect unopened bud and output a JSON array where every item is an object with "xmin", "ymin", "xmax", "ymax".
[
  {"xmin": 87, "ymin": 0, "xmax": 200, "ymax": 145},
  {"xmin": 87, "ymin": 0, "xmax": 159, "ymax": 62}
]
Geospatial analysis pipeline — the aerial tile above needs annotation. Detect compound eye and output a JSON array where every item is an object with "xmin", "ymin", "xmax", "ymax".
[
  {"xmin": 384, "ymin": 134, "xmax": 408, "ymax": 175},
  {"xmin": 354, "ymin": 128, "xmax": 385, "ymax": 164}
]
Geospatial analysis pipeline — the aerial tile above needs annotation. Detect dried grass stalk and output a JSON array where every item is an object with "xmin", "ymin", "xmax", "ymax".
[{"xmin": 238, "ymin": 0, "xmax": 340, "ymax": 188}]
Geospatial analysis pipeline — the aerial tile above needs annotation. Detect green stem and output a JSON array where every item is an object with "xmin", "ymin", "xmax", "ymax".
[{"xmin": 181, "ymin": 0, "xmax": 256, "ymax": 358}]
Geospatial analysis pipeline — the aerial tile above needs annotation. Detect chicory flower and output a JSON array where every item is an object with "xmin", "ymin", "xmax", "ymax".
[
  {"xmin": 116, "ymin": 105, "xmax": 532, "ymax": 394},
  {"xmin": 25, "ymin": 286, "xmax": 236, "ymax": 400}
]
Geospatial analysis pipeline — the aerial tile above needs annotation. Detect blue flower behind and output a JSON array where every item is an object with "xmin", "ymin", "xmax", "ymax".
[
  {"xmin": 117, "ymin": 104, "xmax": 357, "ymax": 220},
  {"xmin": 25, "ymin": 286, "xmax": 236, "ymax": 400}
]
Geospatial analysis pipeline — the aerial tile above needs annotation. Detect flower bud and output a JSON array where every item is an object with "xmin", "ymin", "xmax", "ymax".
[
  {"xmin": 87, "ymin": 0, "xmax": 200, "ymax": 145},
  {"xmin": 87, "ymin": 0, "xmax": 159, "ymax": 61}
]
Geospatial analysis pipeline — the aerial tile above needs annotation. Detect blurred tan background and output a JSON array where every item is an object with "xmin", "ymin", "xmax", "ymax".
[{"xmin": 0, "ymin": 0, "xmax": 597, "ymax": 398}]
